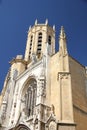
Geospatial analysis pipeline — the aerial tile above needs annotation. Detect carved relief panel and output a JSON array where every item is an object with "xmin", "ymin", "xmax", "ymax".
[
  {"xmin": 37, "ymin": 77, "xmax": 46, "ymax": 97},
  {"xmin": 49, "ymin": 121, "xmax": 57, "ymax": 130}
]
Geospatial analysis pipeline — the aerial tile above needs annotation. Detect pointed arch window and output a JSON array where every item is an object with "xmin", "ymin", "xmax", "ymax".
[
  {"xmin": 24, "ymin": 79, "xmax": 37, "ymax": 117},
  {"xmin": 37, "ymin": 32, "xmax": 42, "ymax": 56},
  {"xmin": 29, "ymin": 35, "xmax": 33, "ymax": 59}
]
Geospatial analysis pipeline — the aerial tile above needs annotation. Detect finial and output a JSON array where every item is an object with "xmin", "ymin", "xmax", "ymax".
[
  {"xmin": 29, "ymin": 25, "xmax": 31, "ymax": 31},
  {"xmin": 53, "ymin": 25, "xmax": 55, "ymax": 31},
  {"xmin": 59, "ymin": 26, "xmax": 66, "ymax": 39},
  {"xmin": 35, "ymin": 19, "xmax": 38, "ymax": 25},
  {"xmin": 45, "ymin": 19, "xmax": 48, "ymax": 25}
]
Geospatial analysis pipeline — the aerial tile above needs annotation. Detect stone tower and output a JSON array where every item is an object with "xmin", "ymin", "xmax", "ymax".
[
  {"xmin": 0, "ymin": 20, "xmax": 87, "ymax": 130},
  {"xmin": 24, "ymin": 19, "xmax": 55, "ymax": 61}
]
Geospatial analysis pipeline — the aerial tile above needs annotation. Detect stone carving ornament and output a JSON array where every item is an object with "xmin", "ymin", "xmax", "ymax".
[
  {"xmin": 49, "ymin": 125, "xmax": 55, "ymax": 130},
  {"xmin": 37, "ymin": 78, "xmax": 45, "ymax": 97},
  {"xmin": 49, "ymin": 121, "xmax": 57, "ymax": 130}
]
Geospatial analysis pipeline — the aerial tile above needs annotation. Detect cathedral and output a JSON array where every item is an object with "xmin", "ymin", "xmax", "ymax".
[{"xmin": 0, "ymin": 20, "xmax": 87, "ymax": 130}]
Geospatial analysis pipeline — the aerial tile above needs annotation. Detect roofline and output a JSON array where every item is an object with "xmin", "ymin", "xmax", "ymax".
[{"xmin": 69, "ymin": 54, "xmax": 85, "ymax": 68}]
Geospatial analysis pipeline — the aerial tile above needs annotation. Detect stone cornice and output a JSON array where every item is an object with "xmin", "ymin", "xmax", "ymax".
[{"xmin": 9, "ymin": 58, "xmax": 29, "ymax": 65}]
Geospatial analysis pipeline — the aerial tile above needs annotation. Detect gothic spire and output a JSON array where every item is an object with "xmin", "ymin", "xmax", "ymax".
[
  {"xmin": 59, "ymin": 26, "xmax": 66, "ymax": 39},
  {"xmin": 59, "ymin": 26, "xmax": 68, "ymax": 55},
  {"xmin": 59, "ymin": 26, "xmax": 69, "ymax": 72}
]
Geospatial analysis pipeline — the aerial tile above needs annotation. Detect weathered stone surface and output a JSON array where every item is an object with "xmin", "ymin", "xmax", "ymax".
[{"xmin": 0, "ymin": 21, "xmax": 87, "ymax": 130}]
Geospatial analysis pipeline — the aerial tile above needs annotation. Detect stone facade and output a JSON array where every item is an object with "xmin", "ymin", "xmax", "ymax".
[{"xmin": 0, "ymin": 20, "xmax": 87, "ymax": 130}]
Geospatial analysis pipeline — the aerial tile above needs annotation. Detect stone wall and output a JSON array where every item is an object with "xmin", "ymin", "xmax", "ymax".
[
  {"xmin": 50, "ymin": 52, "xmax": 60, "ymax": 120},
  {"xmin": 69, "ymin": 56, "xmax": 87, "ymax": 130}
]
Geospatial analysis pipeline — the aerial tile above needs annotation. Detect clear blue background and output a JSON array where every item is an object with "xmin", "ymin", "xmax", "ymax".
[{"xmin": 0, "ymin": 0, "xmax": 87, "ymax": 92}]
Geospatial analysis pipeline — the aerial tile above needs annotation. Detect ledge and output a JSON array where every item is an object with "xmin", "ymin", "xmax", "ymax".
[{"xmin": 9, "ymin": 58, "xmax": 29, "ymax": 65}]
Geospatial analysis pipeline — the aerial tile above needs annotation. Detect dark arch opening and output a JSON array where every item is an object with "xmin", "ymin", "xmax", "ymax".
[{"xmin": 12, "ymin": 124, "xmax": 30, "ymax": 130}]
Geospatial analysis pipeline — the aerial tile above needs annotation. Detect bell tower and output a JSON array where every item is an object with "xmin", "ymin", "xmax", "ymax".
[{"xmin": 24, "ymin": 19, "xmax": 55, "ymax": 61}]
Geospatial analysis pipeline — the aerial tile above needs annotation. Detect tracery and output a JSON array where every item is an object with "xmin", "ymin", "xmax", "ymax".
[{"xmin": 24, "ymin": 79, "xmax": 37, "ymax": 117}]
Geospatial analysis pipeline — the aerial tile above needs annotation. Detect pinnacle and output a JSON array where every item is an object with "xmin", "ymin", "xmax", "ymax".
[{"xmin": 59, "ymin": 26, "xmax": 66, "ymax": 39}]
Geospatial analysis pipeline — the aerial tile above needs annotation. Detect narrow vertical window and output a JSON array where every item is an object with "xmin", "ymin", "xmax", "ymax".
[
  {"xmin": 37, "ymin": 32, "xmax": 42, "ymax": 57},
  {"xmin": 48, "ymin": 35, "xmax": 51, "ymax": 45},
  {"xmin": 29, "ymin": 35, "xmax": 33, "ymax": 59}
]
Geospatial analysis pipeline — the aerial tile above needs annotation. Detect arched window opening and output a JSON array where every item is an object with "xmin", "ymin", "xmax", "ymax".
[
  {"xmin": 29, "ymin": 35, "xmax": 33, "ymax": 59},
  {"xmin": 48, "ymin": 35, "xmax": 51, "ymax": 45},
  {"xmin": 37, "ymin": 32, "xmax": 42, "ymax": 57},
  {"xmin": 24, "ymin": 79, "xmax": 37, "ymax": 117}
]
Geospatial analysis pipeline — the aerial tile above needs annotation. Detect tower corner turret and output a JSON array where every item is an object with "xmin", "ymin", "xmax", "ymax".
[{"xmin": 9, "ymin": 55, "xmax": 27, "ymax": 78}]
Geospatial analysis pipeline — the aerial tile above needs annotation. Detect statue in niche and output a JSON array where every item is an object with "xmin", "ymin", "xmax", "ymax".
[
  {"xmin": 13, "ymin": 69, "xmax": 18, "ymax": 80},
  {"xmin": 32, "ymin": 53, "xmax": 37, "ymax": 64}
]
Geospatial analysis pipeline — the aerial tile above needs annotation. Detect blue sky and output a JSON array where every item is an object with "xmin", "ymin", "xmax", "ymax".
[{"xmin": 0, "ymin": 0, "xmax": 87, "ymax": 92}]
